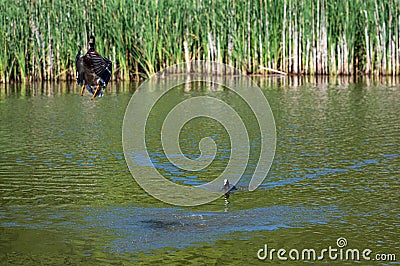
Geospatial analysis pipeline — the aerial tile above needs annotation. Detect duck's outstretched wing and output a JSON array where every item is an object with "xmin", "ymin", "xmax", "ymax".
[
  {"xmin": 92, "ymin": 56, "xmax": 112, "ymax": 85},
  {"xmin": 75, "ymin": 46, "xmax": 85, "ymax": 85},
  {"xmin": 84, "ymin": 50, "xmax": 112, "ymax": 85}
]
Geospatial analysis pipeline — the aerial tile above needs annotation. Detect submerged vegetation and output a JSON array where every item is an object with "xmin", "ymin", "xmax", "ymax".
[{"xmin": 1, "ymin": 0, "xmax": 399, "ymax": 82}]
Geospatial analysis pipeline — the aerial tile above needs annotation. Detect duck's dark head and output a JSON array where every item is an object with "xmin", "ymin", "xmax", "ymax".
[{"xmin": 88, "ymin": 35, "xmax": 95, "ymax": 50}]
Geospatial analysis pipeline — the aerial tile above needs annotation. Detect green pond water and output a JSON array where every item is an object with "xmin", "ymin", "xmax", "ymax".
[{"xmin": 0, "ymin": 77, "xmax": 398, "ymax": 265}]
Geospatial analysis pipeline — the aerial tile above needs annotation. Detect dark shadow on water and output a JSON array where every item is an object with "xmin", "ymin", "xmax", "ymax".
[{"xmin": 0, "ymin": 204, "xmax": 340, "ymax": 254}]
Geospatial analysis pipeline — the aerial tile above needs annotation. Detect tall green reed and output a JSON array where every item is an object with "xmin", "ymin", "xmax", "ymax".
[{"xmin": 0, "ymin": 0, "xmax": 399, "ymax": 82}]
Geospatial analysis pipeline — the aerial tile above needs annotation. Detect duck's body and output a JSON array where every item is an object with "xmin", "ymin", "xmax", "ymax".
[
  {"xmin": 76, "ymin": 35, "xmax": 112, "ymax": 100},
  {"xmin": 222, "ymin": 179, "xmax": 237, "ymax": 203}
]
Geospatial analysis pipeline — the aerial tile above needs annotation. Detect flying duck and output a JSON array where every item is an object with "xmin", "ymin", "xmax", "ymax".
[{"xmin": 76, "ymin": 35, "xmax": 112, "ymax": 100}]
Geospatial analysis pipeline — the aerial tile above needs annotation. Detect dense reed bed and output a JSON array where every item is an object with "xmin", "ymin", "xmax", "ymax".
[{"xmin": 0, "ymin": 0, "xmax": 399, "ymax": 82}]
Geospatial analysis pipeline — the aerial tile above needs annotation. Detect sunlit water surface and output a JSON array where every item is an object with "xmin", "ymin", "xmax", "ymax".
[{"xmin": 0, "ymin": 79, "xmax": 398, "ymax": 264}]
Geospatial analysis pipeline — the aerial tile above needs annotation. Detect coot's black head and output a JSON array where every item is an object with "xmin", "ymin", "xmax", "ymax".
[{"xmin": 89, "ymin": 35, "xmax": 95, "ymax": 49}]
